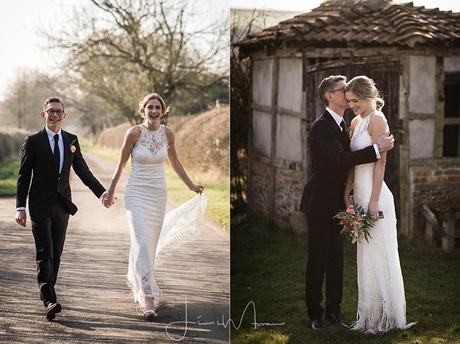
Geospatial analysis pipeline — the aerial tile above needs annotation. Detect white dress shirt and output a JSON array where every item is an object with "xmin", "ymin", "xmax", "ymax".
[
  {"xmin": 326, "ymin": 107, "xmax": 345, "ymax": 130},
  {"xmin": 45, "ymin": 126, "xmax": 64, "ymax": 173}
]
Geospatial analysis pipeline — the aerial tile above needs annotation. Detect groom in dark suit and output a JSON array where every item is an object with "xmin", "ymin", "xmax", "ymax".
[
  {"xmin": 299, "ymin": 75, "xmax": 394, "ymax": 330},
  {"xmin": 15, "ymin": 96, "xmax": 111, "ymax": 320}
]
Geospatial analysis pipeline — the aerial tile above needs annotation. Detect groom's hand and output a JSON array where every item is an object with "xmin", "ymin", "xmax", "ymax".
[
  {"xmin": 377, "ymin": 133, "xmax": 395, "ymax": 152},
  {"xmin": 15, "ymin": 210, "xmax": 27, "ymax": 227}
]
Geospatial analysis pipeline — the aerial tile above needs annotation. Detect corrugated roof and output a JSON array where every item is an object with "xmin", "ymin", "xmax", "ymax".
[{"xmin": 236, "ymin": 0, "xmax": 460, "ymax": 51}]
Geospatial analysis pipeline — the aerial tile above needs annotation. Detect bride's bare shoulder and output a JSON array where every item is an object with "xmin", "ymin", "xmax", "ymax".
[
  {"xmin": 369, "ymin": 112, "xmax": 389, "ymax": 134},
  {"xmin": 124, "ymin": 125, "xmax": 142, "ymax": 142},
  {"xmin": 126, "ymin": 125, "xmax": 142, "ymax": 135},
  {"xmin": 164, "ymin": 125, "xmax": 175, "ymax": 138}
]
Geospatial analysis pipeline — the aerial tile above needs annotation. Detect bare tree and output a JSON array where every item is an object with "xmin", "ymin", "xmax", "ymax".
[
  {"xmin": 42, "ymin": 0, "xmax": 228, "ymax": 125},
  {"xmin": 230, "ymin": 9, "xmax": 265, "ymax": 212},
  {"xmin": 0, "ymin": 70, "xmax": 62, "ymax": 130}
]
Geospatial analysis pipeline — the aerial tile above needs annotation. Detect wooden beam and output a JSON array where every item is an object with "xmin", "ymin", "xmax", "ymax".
[{"xmin": 442, "ymin": 211, "xmax": 456, "ymax": 253}]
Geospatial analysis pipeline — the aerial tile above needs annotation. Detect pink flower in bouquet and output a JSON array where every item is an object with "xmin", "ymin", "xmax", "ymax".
[{"xmin": 346, "ymin": 205, "xmax": 355, "ymax": 214}]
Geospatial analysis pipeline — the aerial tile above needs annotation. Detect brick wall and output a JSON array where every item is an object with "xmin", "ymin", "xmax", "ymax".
[{"xmin": 410, "ymin": 163, "xmax": 460, "ymax": 236}]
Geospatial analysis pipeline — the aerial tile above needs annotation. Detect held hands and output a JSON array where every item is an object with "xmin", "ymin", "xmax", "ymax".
[
  {"xmin": 101, "ymin": 191, "xmax": 117, "ymax": 208},
  {"xmin": 189, "ymin": 184, "xmax": 204, "ymax": 194},
  {"xmin": 15, "ymin": 210, "xmax": 27, "ymax": 227},
  {"xmin": 377, "ymin": 133, "xmax": 395, "ymax": 153}
]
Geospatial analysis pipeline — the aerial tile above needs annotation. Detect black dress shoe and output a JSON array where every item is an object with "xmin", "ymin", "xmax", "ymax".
[
  {"xmin": 310, "ymin": 318, "xmax": 324, "ymax": 330},
  {"xmin": 46, "ymin": 302, "xmax": 62, "ymax": 321},
  {"xmin": 325, "ymin": 312, "xmax": 347, "ymax": 326}
]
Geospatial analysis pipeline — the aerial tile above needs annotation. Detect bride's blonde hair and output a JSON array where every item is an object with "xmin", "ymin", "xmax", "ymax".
[
  {"xmin": 138, "ymin": 93, "xmax": 170, "ymax": 115},
  {"xmin": 345, "ymin": 76, "xmax": 385, "ymax": 110}
]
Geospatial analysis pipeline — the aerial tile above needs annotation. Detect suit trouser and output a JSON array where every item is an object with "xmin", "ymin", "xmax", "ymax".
[
  {"xmin": 31, "ymin": 201, "xmax": 69, "ymax": 306},
  {"xmin": 305, "ymin": 214, "xmax": 344, "ymax": 319}
]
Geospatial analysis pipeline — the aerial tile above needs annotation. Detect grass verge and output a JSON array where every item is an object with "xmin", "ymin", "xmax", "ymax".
[
  {"xmin": 230, "ymin": 215, "xmax": 460, "ymax": 344},
  {"xmin": 0, "ymin": 158, "xmax": 19, "ymax": 195}
]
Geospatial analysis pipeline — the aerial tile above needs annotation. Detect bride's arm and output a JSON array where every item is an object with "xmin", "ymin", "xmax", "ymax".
[
  {"xmin": 165, "ymin": 127, "xmax": 203, "ymax": 194},
  {"xmin": 105, "ymin": 127, "xmax": 140, "ymax": 204},
  {"xmin": 344, "ymin": 169, "xmax": 354, "ymax": 207},
  {"xmin": 369, "ymin": 115, "xmax": 389, "ymax": 219}
]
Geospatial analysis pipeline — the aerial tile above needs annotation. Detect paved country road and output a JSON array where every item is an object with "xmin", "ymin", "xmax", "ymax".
[{"xmin": 0, "ymin": 153, "xmax": 229, "ymax": 343}]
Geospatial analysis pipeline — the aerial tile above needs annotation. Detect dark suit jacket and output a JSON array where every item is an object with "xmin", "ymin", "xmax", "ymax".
[
  {"xmin": 16, "ymin": 128, "xmax": 106, "ymax": 221},
  {"xmin": 299, "ymin": 110, "xmax": 378, "ymax": 218}
]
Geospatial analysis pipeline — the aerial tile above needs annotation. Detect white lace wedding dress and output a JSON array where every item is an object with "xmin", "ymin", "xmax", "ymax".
[
  {"xmin": 349, "ymin": 111, "xmax": 415, "ymax": 334},
  {"xmin": 124, "ymin": 124, "xmax": 207, "ymax": 311}
]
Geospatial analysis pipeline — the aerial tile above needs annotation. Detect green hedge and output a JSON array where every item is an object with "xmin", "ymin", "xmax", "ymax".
[{"xmin": 0, "ymin": 129, "xmax": 28, "ymax": 163}]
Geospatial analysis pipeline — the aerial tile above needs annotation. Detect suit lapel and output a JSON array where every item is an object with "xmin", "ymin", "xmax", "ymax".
[
  {"xmin": 323, "ymin": 110, "xmax": 342, "ymax": 136},
  {"xmin": 323, "ymin": 110, "xmax": 350, "ymax": 149},
  {"xmin": 39, "ymin": 128, "xmax": 56, "ymax": 166}
]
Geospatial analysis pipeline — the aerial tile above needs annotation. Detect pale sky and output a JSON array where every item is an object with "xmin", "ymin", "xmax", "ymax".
[
  {"xmin": 0, "ymin": 0, "xmax": 228, "ymax": 102},
  {"xmin": 1, "ymin": 0, "xmax": 459, "ymax": 102}
]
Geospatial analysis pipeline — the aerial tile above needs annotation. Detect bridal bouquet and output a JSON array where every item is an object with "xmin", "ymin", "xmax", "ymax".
[{"xmin": 334, "ymin": 204, "xmax": 380, "ymax": 244}]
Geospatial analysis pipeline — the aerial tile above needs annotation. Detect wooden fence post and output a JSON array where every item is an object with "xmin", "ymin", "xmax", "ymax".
[{"xmin": 442, "ymin": 211, "xmax": 456, "ymax": 253}]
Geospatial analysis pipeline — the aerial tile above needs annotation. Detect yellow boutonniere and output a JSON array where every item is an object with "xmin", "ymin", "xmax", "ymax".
[{"xmin": 70, "ymin": 139, "xmax": 77, "ymax": 153}]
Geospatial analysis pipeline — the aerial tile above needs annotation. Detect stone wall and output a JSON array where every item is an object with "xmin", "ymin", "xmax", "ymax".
[
  {"xmin": 274, "ymin": 167, "xmax": 305, "ymax": 231},
  {"xmin": 248, "ymin": 158, "xmax": 272, "ymax": 217}
]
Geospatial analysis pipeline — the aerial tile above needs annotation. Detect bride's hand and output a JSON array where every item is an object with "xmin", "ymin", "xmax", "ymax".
[
  {"xmin": 368, "ymin": 200, "xmax": 380, "ymax": 220},
  {"xmin": 189, "ymin": 184, "xmax": 204, "ymax": 194},
  {"xmin": 344, "ymin": 194, "xmax": 353, "ymax": 207}
]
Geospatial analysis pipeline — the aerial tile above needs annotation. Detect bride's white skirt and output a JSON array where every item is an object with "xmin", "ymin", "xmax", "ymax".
[
  {"xmin": 351, "ymin": 164, "xmax": 415, "ymax": 334},
  {"xmin": 125, "ymin": 186, "xmax": 207, "ymax": 311}
]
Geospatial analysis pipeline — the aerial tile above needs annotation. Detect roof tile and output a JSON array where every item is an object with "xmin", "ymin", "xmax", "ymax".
[{"xmin": 237, "ymin": 0, "xmax": 460, "ymax": 50}]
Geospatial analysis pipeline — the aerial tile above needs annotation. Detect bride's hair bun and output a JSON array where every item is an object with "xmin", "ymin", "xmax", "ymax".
[{"xmin": 345, "ymin": 76, "xmax": 385, "ymax": 110}]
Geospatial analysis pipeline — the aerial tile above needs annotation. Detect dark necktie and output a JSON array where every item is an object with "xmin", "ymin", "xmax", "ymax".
[
  {"xmin": 340, "ymin": 120, "xmax": 347, "ymax": 132},
  {"xmin": 53, "ymin": 134, "xmax": 60, "ymax": 174}
]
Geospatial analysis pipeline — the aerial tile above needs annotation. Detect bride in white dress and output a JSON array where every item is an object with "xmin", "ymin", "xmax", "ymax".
[
  {"xmin": 344, "ymin": 76, "xmax": 415, "ymax": 334},
  {"xmin": 104, "ymin": 93, "xmax": 205, "ymax": 317}
]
